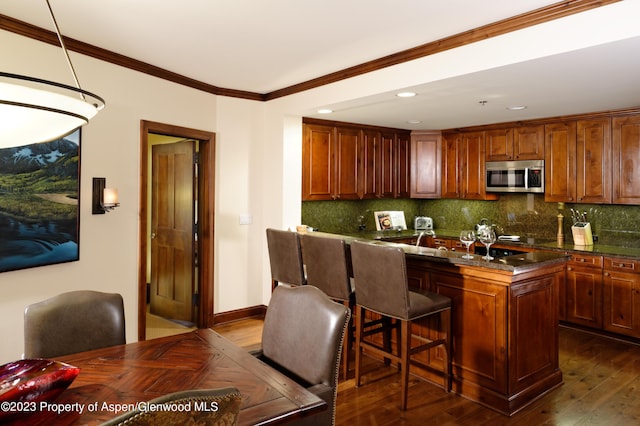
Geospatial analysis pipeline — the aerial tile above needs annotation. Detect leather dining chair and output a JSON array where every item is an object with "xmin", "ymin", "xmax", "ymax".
[
  {"xmin": 266, "ymin": 228, "xmax": 306, "ymax": 290},
  {"xmin": 253, "ymin": 285, "xmax": 350, "ymax": 426},
  {"xmin": 349, "ymin": 240, "xmax": 452, "ymax": 411},
  {"xmin": 24, "ymin": 290, "xmax": 126, "ymax": 359},
  {"xmin": 300, "ymin": 233, "xmax": 355, "ymax": 380},
  {"xmin": 99, "ymin": 387, "xmax": 242, "ymax": 426}
]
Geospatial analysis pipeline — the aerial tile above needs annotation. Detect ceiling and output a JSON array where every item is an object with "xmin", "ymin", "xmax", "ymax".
[{"xmin": 2, "ymin": 0, "xmax": 640, "ymax": 130}]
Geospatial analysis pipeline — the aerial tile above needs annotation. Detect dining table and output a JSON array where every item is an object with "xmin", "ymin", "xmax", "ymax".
[{"xmin": 6, "ymin": 329, "xmax": 326, "ymax": 425}]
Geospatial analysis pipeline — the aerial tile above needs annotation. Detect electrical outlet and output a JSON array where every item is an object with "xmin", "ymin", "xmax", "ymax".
[{"xmin": 239, "ymin": 214, "xmax": 252, "ymax": 225}]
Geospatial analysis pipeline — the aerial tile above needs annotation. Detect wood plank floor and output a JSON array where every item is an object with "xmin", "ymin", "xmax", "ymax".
[{"xmin": 212, "ymin": 320, "xmax": 640, "ymax": 425}]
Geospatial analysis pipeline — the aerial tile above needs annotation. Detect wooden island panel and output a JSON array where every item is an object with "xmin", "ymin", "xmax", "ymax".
[{"xmin": 405, "ymin": 257, "xmax": 564, "ymax": 416}]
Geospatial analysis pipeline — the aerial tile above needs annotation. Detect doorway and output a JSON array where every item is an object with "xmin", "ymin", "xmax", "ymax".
[{"xmin": 138, "ymin": 121, "xmax": 216, "ymax": 341}]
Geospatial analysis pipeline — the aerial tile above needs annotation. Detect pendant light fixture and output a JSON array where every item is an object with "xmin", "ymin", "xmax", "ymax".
[{"xmin": 0, "ymin": 0, "xmax": 105, "ymax": 148}]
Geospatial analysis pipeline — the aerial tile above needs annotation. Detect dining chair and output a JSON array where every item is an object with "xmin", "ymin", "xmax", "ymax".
[
  {"xmin": 99, "ymin": 387, "xmax": 242, "ymax": 426},
  {"xmin": 24, "ymin": 290, "xmax": 126, "ymax": 358},
  {"xmin": 266, "ymin": 228, "xmax": 306, "ymax": 290},
  {"xmin": 300, "ymin": 233, "xmax": 355, "ymax": 380},
  {"xmin": 253, "ymin": 285, "xmax": 350, "ymax": 426},
  {"xmin": 350, "ymin": 240, "xmax": 452, "ymax": 411}
]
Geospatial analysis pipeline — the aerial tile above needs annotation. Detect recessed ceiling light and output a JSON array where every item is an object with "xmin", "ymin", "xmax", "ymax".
[
  {"xmin": 407, "ymin": 120, "xmax": 422, "ymax": 124},
  {"xmin": 506, "ymin": 105, "xmax": 527, "ymax": 110},
  {"xmin": 397, "ymin": 92, "xmax": 416, "ymax": 98},
  {"xmin": 317, "ymin": 108, "xmax": 333, "ymax": 114}
]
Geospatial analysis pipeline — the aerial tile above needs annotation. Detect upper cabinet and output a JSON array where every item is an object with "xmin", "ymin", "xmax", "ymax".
[
  {"xmin": 302, "ymin": 123, "xmax": 361, "ymax": 201},
  {"xmin": 485, "ymin": 126, "xmax": 544, "ymax": 161},
  {"xmin": 409, "ymin": 131, "xmax": 441, "ymax": 198},
  {"xmin": 513, "ymin": 125, "xmax": 545, "ymax": 160},
  {"xmin": 543, "ymin": 115, "xmax": 627, "ymax": 204},
  {"xmin": 442, "ymin": 131, "xmax": 498, "ymax": 200},
  {"xmin": 613, "ymin": 115, "xmax": 640, "ymax": 204},
  {"xmin": 577, "ymin": 118, "xmax": 611, "ymax": 204},
  {"xmin": 302, "ymin": 119, "xmax": 410, "ymax": 201},
  {"xmin": 544, "ymin": 121, "xmax": 577, "ymax": 202}
]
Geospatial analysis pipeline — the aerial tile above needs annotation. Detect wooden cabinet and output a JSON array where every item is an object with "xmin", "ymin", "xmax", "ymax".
[
  {"xmin": 379, "ymin": 132, "xmax": 396, "ymax": 198},
  {"xmin": 513, "ymin": 125, "xmax": 545, "ymax": 160},
  {"xmin": 303, "ymin": 119, "xmax": 410, "ymax": 200},
  {"xmin": 442, "ymin": 131, "xmax": 497, "ymax": 200},
  {"xmin": 301, "ymin": 123, "xmax": 362, "ymax": 200},
  {"xmin": 544, "ymin": 118, "xmax": 612, "ymax": 203},
  {"xmin": 603, "ymin": 257, "xmax": 640, "ymax": 338},
  {"xmin": 404, "ymin": 256, "xmax": 563, "ymax": 414},
  {"xmin": 612, "ymin": 114, "xmax": 640, "ymax": 204},
  {"xmin": 428, "ymin": 237, "xmax": 469, "ymax": 252},
  {"xmin": 485, "ymin": 128, "xmax": 513, "ymax": 161},
  {"xmin": 577, "ymin": 118, "xmax": 612, "ymax": 203},
  {"xmin": 396, "ymin": 132, "xmax": 411, "ymax": 198},
  {"xmin": 544, "ymin": 121, "xmax": 577, "ymax": 202},
  {"xmin": 302, "ymin": 123, "xmax": 336, "ymax": 200},
  {"xmin": 485, "ymin": 126, "xmax": 543, "ymax": 161},
  {"xmin": 409, "ymin": 131, "xmax": 441, "ymax": 198},
  {"xmin": 565, "ymin": 253, "xmax": 603, "ymax": 328}
]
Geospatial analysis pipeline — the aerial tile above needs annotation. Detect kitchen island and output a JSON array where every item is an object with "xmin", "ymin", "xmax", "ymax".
[{"xmin": 307, "ymin": 231, "xmax": 568, "ymax": 416}]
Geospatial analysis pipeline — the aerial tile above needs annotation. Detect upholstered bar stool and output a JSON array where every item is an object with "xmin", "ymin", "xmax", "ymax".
[
  {"xmin": 300, "ymin": 233, "xmax": 355, "ymax": 380},
  {"xmin": 266, "ymin": 228, "xmax": 306, "ymax": 290},
  {"xmin": 350, "ymin": 240, "xmax": 452, "ymax": 411}
]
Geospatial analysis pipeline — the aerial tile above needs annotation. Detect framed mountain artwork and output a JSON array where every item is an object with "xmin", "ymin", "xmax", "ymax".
[{"xmin": 0, "ymin": 129, "xmax": 81, "ymax": 273}]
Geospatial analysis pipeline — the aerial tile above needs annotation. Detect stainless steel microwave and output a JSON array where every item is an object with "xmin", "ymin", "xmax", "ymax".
[{"xmin": 486, "ymin": 160, "xmax": 544, "ymax": 193}]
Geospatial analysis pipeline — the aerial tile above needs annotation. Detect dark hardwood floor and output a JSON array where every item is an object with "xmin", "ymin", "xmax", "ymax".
[{"xmin": 212, "ymin": 320, "xmax": 640, "ymax": 425}]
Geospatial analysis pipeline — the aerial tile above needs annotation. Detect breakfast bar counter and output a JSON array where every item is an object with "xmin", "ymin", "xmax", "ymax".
[{"xmin": 309, "ymin": 231, "xmax": 568, "ymax": 416}]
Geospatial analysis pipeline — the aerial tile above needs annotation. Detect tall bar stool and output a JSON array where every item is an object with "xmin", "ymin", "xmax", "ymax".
[
  {"xmin": 300, "ymin": 233, "xmax": 355, "ymax": 380},
  {"xmin": 350, "ymin": 240, "xmax": 452, "ymax": 411},
  {"xmin": 266, "ymin": 228, "xmax": 306, "ymax": 290}
]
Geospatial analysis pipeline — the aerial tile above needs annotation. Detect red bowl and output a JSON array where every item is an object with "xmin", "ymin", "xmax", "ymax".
[{"xmin": 0, "ymin": 359, "xmax": 80, "ymax": 418}]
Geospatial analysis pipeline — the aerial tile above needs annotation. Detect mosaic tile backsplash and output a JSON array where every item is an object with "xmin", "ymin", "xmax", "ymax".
[{"xmin": 301, "ymin": 194, "xmax": 640, "ymax": 248}]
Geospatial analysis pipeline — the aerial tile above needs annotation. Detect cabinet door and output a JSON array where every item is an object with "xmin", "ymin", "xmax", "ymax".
[
  {"xmin": 565, "ymin": 254, "xmax": 603, "ymax": 328},
  {"xmin": 379, "ymin": 132, "xmax": 396, "ymax": 198},
  {"xmin": 603, "ymin": 258, "xmax": 640, "ymax": 338},
  {"xmin": 544, "ymin": 121, "xmax": 576, "ymax": 202},
  {"xmin": 576, "ymin": 118, "xmax": 611, "ymax": 203},
  {"xmin": 612, "ymin": 115, "xmax": 640, "ymax": 204},
  {"xmin": 514, "ymin": 125, "xmax": 544, "ymax": 160},
  {"xmin": 302, "ymin": 124, "xmax": 334, "ymax": 200},
  {"xmin": 461, "ymin": 131, "xmax": 495, "ymax": 200},
  {"xmin": 410, "ymin": 131, "xmax": 442, "ymax": 198},
  {"xmin": 362, "ymin": 130, "xmax": 379, "ymax": 199},
  {"xmin": 441, "ymin": 133, "xmax": 460, "ymax": 198},
  {"xmin": 334, "ymin": 127, "xmax": 362, "ymax": 200},
  {"xmin": 485, "ymin": 128, "xmax": 514, "ymax": 161},
  {"xmin": 396, "ymin": 132, "xmax": 411, "ymax": 198}
]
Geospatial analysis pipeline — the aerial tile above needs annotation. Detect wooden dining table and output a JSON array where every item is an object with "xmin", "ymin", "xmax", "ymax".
[{"xmin": 7, "ymin": 329, "xmax": 326, "ymax": 425}]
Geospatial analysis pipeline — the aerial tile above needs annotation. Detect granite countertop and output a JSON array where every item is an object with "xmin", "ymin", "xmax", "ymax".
[
  {"xmin": 351, "ymin": 228, "xmax": 640, "ymax": 260},
  {"xmin": 309, "ymin": 231, "xmax": 568, "ymax": 273}
]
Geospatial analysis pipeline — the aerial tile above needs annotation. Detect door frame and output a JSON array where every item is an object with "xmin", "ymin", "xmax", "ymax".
[{"xmin": 138, "ymin": 120, "xmax": 216, "ymax": 340}]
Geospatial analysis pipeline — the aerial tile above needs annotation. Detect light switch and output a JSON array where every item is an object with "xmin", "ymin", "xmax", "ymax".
[{"xmin": 239, "ymin": 214, "xmax": 252, "ymax": 225}]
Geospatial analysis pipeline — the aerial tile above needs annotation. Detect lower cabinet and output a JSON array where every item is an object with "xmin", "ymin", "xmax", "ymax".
[
  {"xmin": 560, "ymin": 253, "xmax": 640, "ymax": 339},
  {"xmin": 603, "ymin": 257, "xmax": 640, "ymax": 337},
  {"xmin": 565, "ymin": 254, "xmax": 603, "ymax": 329},
  {"xmin": 428, "ymin": 236, "xmax": 468, "ymax": 252}
]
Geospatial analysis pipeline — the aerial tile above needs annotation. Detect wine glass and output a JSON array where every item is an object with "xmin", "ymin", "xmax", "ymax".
[
  {"xmin": 478, "ymin": 228, "xmax": 497, "ymax": 260},
  {"xmin": 459, "ymin": 230, "xmax": 475, "ymax": 259}
]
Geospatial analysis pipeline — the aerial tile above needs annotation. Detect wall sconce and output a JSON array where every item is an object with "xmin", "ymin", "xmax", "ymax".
[{"xmin": 92, "ymin": 177, "xmax": 120, "ymax": 214}]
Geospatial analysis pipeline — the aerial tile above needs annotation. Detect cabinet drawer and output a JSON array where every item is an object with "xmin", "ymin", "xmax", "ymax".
[
  {"xmin": 604, "ymin": 257, "xmax": 640, "ymax": 273},
  {"xmin": 568, "ymin": 254, "xmax": 603, "ymax": 268}
]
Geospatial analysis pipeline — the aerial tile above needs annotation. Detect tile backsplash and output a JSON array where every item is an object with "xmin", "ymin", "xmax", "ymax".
[{"xmin": 302, "ymin": 194, "xmax": 640, "ymax": 248}]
